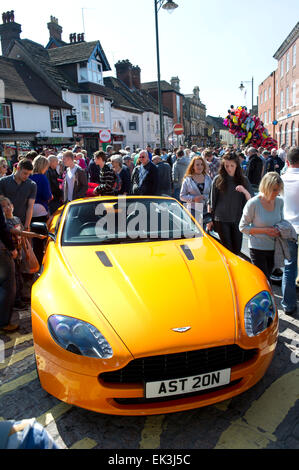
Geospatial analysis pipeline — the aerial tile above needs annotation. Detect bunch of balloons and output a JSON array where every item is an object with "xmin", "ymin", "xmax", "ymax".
[{"xmin": 223, "ymin": 105, "xmax": 277, "ymax": 150}]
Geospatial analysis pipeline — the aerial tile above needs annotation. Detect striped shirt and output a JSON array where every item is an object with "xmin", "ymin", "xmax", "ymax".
[{"xmin": 94, "ymin": 164, "xmax": 115, "ymax": 196}]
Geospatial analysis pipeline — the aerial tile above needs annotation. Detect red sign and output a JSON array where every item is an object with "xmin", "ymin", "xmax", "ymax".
[
  {"xmin": 99, "ymin": 129, "xmax": 111, "ymax": 143},
  {"xmin": 173, "ymin": 123, "xmax": 184, "ymax": 135}
]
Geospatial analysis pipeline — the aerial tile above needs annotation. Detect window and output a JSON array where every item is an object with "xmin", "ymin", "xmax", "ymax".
[
  {"xmin": 293, "ymin": 82, "xmax": 296, "ymax": 106},
  {"xmin": 0, "ymin": 104, "xmax": 13, "ymax": 130},
  {"xmin": 156, "ymin": 120, "xmax": 159, "ymax": 134},
  {"xmin": 78, "ymin": 60, "xmax": 103, "ymax": 85},
  {"xmin": 286, "ymin": 52, "xmax": 290, "ymax": 72},
  {"xmin": 79, "ymin": 62, "xmax": 88, "ymax": 81},
  {"xmin": 176, "ymin": 95, "xmax": 181, "ymax": 123},
  {"xmin": 89, "ymin": 60, "xmax": 103, "ymax": 85},
  {"xmin": 280, "ymin": 90, "xmax": 284, "ymax": 111},
  {"xmin": 268, "ymin": 109, "xmax": 271, "ymax": 124},
  {"xmin": 264, "ymin": 89, "xmax": 267, "ymax": 102},
  {"xmin": 286, "ymin": 86, "xmax": 289, "ymax": 108},
  {"xmin": 260, "ymin": 93, "xmax": 263, "ymax": 105},
  {"xmin": 291, "ymin": 121, "xmax": 296, "ymax": 146},
  {"xmin": 264, "ymin": 112, "xmax": 267, "ymax": 124},
  {"xmin": 280, "ymin": 59, "xmax": 284, "ymax": 77},
  {"xmin": 112, "ymin": 119, "xmax": 125, "ymax": 134},
  {"xmin": 50, "ymin": 109, "xmax": 62, "ymax": 132},
  {"xmin": 269, "ymin": 86, "xmax": 271, "ymax": 100},
  {"xmin": 129, "ymin": 116, "xmax": 138, "ymax": 131},
  {"xmin": 90, "ymin": 95, "xmax": 105, "ymax": 124},
  {"xmin": 279, "ymin": 125, "xmax": 283, "ymax": 145},
  {"xmin": 293, "ymin": 44, "xmax": 296, "ymax": 67},
  {"xmin": 285, "ymin": 123, "xmax": 288, "ymax": 146},
  {"xmin": 80, "ymin": 95, "xmax": 91, "ymax": 122}
]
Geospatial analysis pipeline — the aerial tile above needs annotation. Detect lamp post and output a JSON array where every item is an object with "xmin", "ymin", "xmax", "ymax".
[
  {"xmin": 239, "ymin": 77, "xmax": 254, "ymax": 112},
  {"xmin": 154, "ymin": 0, "xmax": 178, "ymax": 148}
]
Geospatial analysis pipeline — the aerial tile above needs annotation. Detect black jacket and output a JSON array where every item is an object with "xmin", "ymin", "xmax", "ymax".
[
  {"xmin": 265, "ymin": 156, "xmax": 284, "ymax": 174},
  {"xmin": 155, "ymin": 161, "xmax": 172, "ymax": 196},
  {"xmin": 46, "ymin": 167, "xmax": 62, "ymax": 200},
  {"xmin": 0, "ymin": 205, "xmax": 14, "ymax": 251},
  {"xmin": 88, "ymin": 159, "xmax": 101, "ymax": 184},
  {"xmin": 132, "ymin": 161, "xmax": 159, "ymax": 196},
  {"xmin": 119, "ymin": 166, "xmax": 131, "ymax": 194},
  {"xmin": 246, "ymin": 154, "xmax": 263, "ymax": 186}
]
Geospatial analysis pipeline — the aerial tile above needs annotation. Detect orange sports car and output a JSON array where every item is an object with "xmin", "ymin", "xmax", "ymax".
[{"xmin": 31, "ymin": 196, "xmax": 278, "ymax": 416}]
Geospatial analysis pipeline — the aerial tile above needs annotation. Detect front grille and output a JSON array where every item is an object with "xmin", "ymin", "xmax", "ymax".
[{"xmin": 100, "ymin": 345, "xmax": 258, "ymax": 384}]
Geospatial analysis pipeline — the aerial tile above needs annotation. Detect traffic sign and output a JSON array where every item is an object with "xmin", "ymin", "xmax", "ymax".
[
  {"xmin": 99, "ymin": 129, "xmax": 111, "ymax": 143},
  {"xmin": 173, "ymin": 123, "xmax": 184, "ymax": 135}
]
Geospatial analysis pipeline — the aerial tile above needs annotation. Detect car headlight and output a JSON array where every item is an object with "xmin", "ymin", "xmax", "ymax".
[
  {"xmin": 244, "ymin": 291, "xmax": 276, "ymax": 337},
  {"xmin": 48, "ymin": 315, "xmax": 113, "ymax": 359}
]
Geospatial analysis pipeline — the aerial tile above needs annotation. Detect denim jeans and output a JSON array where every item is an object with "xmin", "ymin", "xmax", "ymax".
[{"xmin": 281, "ymin": 238, "xmax": 298, "ymax": 312}]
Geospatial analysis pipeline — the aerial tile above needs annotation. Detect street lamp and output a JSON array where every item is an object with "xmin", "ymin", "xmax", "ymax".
[
  {"xmin": 239, "ymin": 77, "xmax": 254, "ymax": 112},
  {"xmin": 154, "ymin": 0, "xmax": 179, "ymax": 148}
]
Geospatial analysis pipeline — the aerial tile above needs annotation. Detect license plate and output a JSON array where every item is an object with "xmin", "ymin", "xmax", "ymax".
[{"xmin": 145, "ymin": 368, "xmax": 231, "ymax": 399}]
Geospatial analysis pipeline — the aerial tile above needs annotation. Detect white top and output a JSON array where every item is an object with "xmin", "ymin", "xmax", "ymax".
[
  {"xmin": 281, "ymin": 167, "xmax": 299, "ymax": 234},
  {"xmin": 66, "ymin": 165, "xmax": 77, "ymax": 202},
  {"xmin": 278, "ymin": 149, "xmax": 287, "ymax": 162}
]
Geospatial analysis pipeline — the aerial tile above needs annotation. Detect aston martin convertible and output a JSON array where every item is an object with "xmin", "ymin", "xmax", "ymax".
[{"xmin": 31, "ymin": 196, "xmax": 278, "ymax": 415}]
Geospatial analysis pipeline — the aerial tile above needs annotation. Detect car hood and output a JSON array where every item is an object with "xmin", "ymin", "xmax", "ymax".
[{"xmin": 62, "ymin": 237, "xmax": 237, "ymax": 358}]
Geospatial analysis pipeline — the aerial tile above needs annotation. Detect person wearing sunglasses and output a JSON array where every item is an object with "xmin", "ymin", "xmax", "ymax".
[{"xmin": 131, "ymin": 150, "xmax": 158, "ymax": 196}]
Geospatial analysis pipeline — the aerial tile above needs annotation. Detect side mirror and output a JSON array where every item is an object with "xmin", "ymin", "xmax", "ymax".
[{"xmin": 30, "ymin": 222, "xmax": 55, "ymax": 241}]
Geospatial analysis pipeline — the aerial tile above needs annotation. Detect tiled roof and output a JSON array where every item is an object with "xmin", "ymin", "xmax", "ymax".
[
  {"xmin": 104, "ymin": 77, "xmax": 173, "ymax": 117},
  {"xmin": 48, "ymin": 40, "xmax": 111, "ymax": 71},
  {"xmin": 104, "ymin": 77, "xmax": 142, "ymax": 112},
  {"xmin": 17, "ymin": 39, "xmax": 110, "ymax": 93},
  {"xmin": 0, "ymin": 56, "xmax": 72, "ymax": 108},
  {"xmin": 17, "ymin": 39, "xmax": 77, "ymax": 91},
  {"xmin": 142, "ymin": 80, "xmax": 183, "ymax": 95}
]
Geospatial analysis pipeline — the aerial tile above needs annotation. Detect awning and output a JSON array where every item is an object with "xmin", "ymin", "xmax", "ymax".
[{"xmin": 0, "ymin": 132, "xmax": 38, "ymax": 142}]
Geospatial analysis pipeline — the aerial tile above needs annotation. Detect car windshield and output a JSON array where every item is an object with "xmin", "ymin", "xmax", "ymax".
[{"xmin": 61, "ymin": 198, "xmax": 202, "ymax": 246}]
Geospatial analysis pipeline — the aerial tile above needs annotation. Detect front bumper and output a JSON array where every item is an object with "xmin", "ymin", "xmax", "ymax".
[{"xmin": 34, "ymin": 339, "xmax": 277, "ymax": 416}]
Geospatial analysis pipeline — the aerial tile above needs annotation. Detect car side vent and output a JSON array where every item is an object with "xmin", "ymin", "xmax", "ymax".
[
  {"xmin": 96, "ymin": 251, "xmax": 113, "ymax": 267},
  {"xmin": 180, "ymin": 244, "xmax": 194, "ymax": 261}
]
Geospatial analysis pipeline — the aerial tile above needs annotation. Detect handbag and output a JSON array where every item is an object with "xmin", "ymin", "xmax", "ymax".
[{"xmin": 21, "ymin": 239, "xmax": 40, "ymax": 274}]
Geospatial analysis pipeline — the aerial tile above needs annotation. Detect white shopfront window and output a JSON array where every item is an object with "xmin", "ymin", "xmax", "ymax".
[{"xmin": 0, "ymin": 104, "xmax": 13, "ymax": 130}]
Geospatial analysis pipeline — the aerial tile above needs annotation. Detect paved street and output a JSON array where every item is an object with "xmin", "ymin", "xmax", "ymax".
[{"xmin": 0, "ymin": 274, "xmax": 298, "ymax": 450}]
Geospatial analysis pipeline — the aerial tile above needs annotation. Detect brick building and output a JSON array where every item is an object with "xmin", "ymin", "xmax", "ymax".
[{"xmin": 258, "ymin": 22, "xmax": 299, "ymax": 147}]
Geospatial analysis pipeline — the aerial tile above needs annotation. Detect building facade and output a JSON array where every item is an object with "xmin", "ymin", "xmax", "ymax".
[
  {"xmin": 183, "ymin": 86, "xmax": 208, "ymax": 147},
  {"xmin": 258, "ymin": 22, "xmax": 299, "ymax": 147}
]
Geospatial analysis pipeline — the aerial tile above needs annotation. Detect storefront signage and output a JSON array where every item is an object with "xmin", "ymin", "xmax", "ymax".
[
  {"xmin": 66, "ymin": 115, "xmax": 77, "ymax": 127},
  {"xmin": 99, "ymin": 129, "xmax": 111, "ymax": 143}
]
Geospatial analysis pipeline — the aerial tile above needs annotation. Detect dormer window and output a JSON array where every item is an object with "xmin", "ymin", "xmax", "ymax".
[
  {"xmin": 78, "ymin": 59, "xmax": 103, "ymax": 85},
  {"xmin": 79, "ymin": 62, "xmax": 88, "ymax": 81}
]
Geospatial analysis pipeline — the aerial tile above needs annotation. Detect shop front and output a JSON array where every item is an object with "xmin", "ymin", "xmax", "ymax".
[{"xmin": 0, "ymin": 131, "xmax": 38, "ymax": 162}]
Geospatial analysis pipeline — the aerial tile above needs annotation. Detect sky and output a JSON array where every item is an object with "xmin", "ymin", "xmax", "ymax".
[{"xmin": 2, "ymin": 0, "xmax": 299, "ymax": 117}]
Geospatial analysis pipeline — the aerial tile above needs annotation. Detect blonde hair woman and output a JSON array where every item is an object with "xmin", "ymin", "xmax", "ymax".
[
  {"xmin": 239, "ymin": 172, "xmax": 284, "ymax": 280},
  {"xmin": 180, "ymin": 156, "xmax": 212, "ymax": 222}
]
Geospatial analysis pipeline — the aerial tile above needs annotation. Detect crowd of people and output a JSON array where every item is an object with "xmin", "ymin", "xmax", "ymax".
[{"xmin": 0, "ymin": 141, "xmax": 298, "ymax": 331}]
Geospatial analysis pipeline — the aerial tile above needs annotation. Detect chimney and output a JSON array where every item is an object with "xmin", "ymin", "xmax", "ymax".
[
  {"xmin": 47, "ymin": 16, "xmax": 63, "ymax": 42},
  {"xmin": 69, "ymin": 33, "xmax": 85, "ymax": 44},
  {"xmin": 0, "ymin": 11, "xmax": 22, "ymax": 57},
  {"xmin": 193, "ymin": 86, "xmax": 200, "ymax": 99},
  {"xmin": 171, "ymin": 76, "xmax": 180, "ymax": 92},
  {"xmin": 131, "ymin": 65, "xmax": 141, "ymax": 90},
  {"xmin": 77, "ymin": 33, "xmax": 85, "ymax": 43},
  {"xmin": 115, "ymin": 60, "xmax": 133, "ymax": 89}
]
